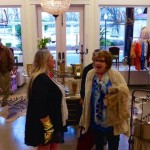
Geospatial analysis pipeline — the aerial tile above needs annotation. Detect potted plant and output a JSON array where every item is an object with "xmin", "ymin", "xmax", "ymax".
[{"xmin": 37, "ymin": 37, "xmax": 51, "ymax": 50}]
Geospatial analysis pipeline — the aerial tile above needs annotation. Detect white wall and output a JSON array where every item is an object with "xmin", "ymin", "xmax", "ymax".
[{"xmin": 0, "ymin": 0, "xmax": 150, "ymax": 67}]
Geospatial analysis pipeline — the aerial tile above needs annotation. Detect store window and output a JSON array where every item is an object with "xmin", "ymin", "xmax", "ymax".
[
  {"xmin": 100, "ymin": 7, "xmax": 147, "ymax": 62},
  {"xmin": 0, "ymin": 7, "xmax": 22, "ymax": 63},
  {"xmin": 133, "ymin": 8, "xmax": 147, "ymax": 40}
]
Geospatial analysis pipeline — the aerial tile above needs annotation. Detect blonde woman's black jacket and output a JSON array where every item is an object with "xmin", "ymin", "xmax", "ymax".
[{"xmin": 25, "ymin": 73, "xmax": 64, "ymax": 146}]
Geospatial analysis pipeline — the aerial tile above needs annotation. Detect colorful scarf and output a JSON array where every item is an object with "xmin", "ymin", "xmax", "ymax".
[{"xmin": 93, "ymin": 73, "xmax": 111, "ymax": 127}]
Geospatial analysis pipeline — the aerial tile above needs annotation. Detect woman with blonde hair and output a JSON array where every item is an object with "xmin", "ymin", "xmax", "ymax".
[{"xmin": 25, "ymin": 50, "xmax": 68, "ymax": 150}]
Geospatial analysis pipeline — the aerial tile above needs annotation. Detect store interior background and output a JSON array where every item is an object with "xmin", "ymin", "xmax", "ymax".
[{"xmin": 0, "ymin": 1, "xmax": 150, "ymax": 150}]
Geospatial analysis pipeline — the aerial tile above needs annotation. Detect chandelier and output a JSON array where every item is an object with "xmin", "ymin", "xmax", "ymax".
[{"xmin": 40, "ymin": 0, "xmax": 71, "ymax": 18}]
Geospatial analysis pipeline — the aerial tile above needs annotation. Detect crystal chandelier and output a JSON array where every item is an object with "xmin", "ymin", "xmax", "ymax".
[{"xmin": 40, "ymin": 0, "xmax": 71, "ymax": 18}]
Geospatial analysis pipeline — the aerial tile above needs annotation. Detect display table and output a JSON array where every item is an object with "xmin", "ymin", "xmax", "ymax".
[{"xmin": 66, "ymin": 95, "xmax": 82, "ymax": 126}]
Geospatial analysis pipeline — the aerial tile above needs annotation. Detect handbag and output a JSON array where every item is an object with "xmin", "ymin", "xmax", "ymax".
[
  {"xmin": 134, "ymin": 118, "xmax": 150, "ymax": 141},
  {"xmin": 133, "ymin": 118, "xmax": 150, "ymax": 150},
  {"xmin": 76, "ymin": 128, "xmax": 94, "ymax": 150}
]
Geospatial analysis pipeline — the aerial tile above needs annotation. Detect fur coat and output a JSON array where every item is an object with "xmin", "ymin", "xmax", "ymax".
[{"xmin": 79, "ymin": 69, "xmax": 130, "ymax": 136}]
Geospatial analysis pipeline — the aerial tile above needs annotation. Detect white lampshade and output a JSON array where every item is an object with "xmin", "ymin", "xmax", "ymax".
[{"xmin": 40, "ymin": 0, "xmax": 70, "ymax": 18}]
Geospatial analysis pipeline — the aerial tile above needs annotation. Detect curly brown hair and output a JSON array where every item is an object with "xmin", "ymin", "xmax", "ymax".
[{"xmin": 92, "ymin": 50, "xmax": 113, "ymax": 70}]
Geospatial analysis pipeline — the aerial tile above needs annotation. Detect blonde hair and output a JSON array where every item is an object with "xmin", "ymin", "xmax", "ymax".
[{"xmin": 27, "ymin": 50, "xmax": 52, "ymax": 97}]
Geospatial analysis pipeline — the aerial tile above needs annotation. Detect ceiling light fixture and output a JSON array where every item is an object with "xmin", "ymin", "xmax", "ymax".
[{"xmin": 40, "ymin": 0, "xmax": 71, "ymax": 18}]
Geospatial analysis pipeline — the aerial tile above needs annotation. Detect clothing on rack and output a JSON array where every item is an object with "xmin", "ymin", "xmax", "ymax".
[
  {"xmin": 147, "ymin": 41, "xmax": 150, "ymax": 67},
  {"xmin": 130, "ymin": 40, "xmax": 150, "ymax": 71}
]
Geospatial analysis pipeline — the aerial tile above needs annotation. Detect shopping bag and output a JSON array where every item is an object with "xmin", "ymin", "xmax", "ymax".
[
  {"xmin": 76, "ymin": 128, "xmax": 94, "ymax": 150},
  {"xmin": 134, "ymin": 118, "xmax": 150, "ymax": 141}
]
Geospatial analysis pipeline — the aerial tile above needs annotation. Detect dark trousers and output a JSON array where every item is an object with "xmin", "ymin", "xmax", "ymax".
[{"xmin": 92, "ymin": 128, "xmax": 120, "ymax": 150}]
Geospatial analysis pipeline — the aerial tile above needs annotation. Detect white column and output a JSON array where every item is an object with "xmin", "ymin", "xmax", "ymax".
[{"xmin": 21, "ymin": 0, "xmax": 37, "ymax": 69}]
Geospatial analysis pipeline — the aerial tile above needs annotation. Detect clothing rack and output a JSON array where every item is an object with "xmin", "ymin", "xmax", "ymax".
[
  {"xmin": 128, "ymin": 89, "xmax": 150, "ymax": 150},
  {"xmin": 127, "ymin": 27, "xmax": 150, "ymax": 85},
  {"xmin": 127, "ymin": 39, "xmax": 150, "ymax": 86}
]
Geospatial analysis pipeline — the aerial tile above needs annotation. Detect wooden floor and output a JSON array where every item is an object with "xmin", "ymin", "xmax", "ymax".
[{"xmin": 0, "ymin": 83, "xmax": 149, "ymax": 150}]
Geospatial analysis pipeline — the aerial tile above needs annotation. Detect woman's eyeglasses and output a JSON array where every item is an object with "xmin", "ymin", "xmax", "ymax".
[{"xmin": 95, "ymin": 59, "xmax": 106, "ymax": 63}]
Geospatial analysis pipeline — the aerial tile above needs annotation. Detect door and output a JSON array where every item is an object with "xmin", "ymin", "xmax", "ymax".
[{"xmin": 37, "ymin": 6, "xmax": 84, "ymax": 67}]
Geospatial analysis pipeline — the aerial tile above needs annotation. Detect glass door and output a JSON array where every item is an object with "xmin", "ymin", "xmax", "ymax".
[
  {"xmin": 37, "ymin": 6, "xmax": 84, "ymax": 66},
  {"xmin": 65, "ymin": 7, "xmax": 83, "ymax": 66},
  {"xmin": 37, "ymin": 9, "xmax": 57, "ymax": 59}
]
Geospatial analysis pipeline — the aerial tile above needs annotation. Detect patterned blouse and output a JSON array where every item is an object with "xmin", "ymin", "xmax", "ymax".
[{"xmin": 90, "ymin": 72, "xmax": 113, "ymax": 132}]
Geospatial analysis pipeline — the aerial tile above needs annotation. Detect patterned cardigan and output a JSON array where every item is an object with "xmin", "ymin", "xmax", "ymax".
[{"xmin": 79, "ymin": 69, "xmax": 130, "ymax": 136}]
